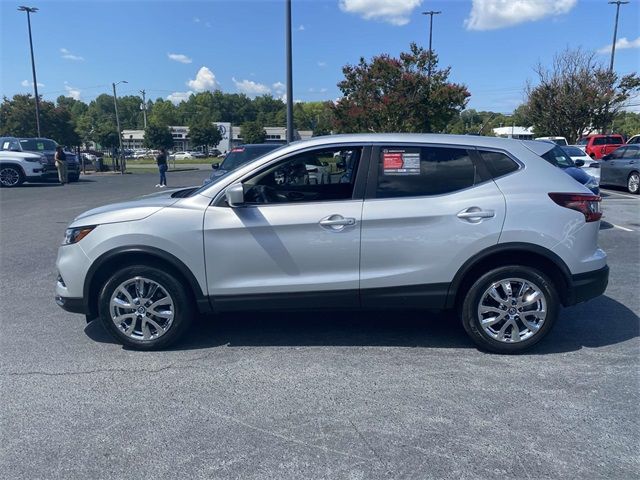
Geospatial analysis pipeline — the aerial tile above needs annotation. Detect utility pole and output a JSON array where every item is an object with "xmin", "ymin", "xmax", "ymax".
[
  {"xmin": 18, "ymin": 6, "xmax": 41, "ymax": 137},
  {"xmin": 112, "ymin": 80, "xmax": 127, "ymax": 174},
  {"xmin": 285, "ymin": 0, "xmax": 294, "ymax": 143},
  {"xmin": 139, "ymin": 89, "xmax": 147, "ymax": 129},
  {"xmin": 608, "ymin": 1, "xmax": 630, "ymax": 72},
  {"xmin": 422, "ymin": 10, "xmax": 441, "ymax": 79}
]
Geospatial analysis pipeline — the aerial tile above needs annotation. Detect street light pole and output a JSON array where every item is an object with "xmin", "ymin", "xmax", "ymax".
[
  {"xmin": 112, "ymin": 80, "xmax": 128, "ymax": 174},
  {"xmin": 285, "ymin": 0, "xmax": 294, "ymax": 143},
  {"xmin": 422, "ymin": 10, "xmax": 441, "ymax": 79},
  {"xmin": 608, "ymin": 1, "xmax": 630, "ymax": 72},
  {"xmin": 18, "ymin": 6, "xmax": 41, "ymax": 137}
]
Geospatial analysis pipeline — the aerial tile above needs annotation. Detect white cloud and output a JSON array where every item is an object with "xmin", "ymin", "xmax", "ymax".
[
  {"xmin": 339, "ymin": 0, "xmax": 422, "ymax": 26},
  {"xmin": 186, "ymin": 66, "xmax": 220, "ymax": 91},
  {"xmin": 21, "ymin": 79, "xmax": 44, "ymax": 88},
  {"xmin": 193, "ymin": 17, "xmax": 200, "ymax": 23},
  {"xmin": 272, "ymin": 82, "xmax": 286, "ymax": 93},
  {"xmin": 298, "ymin": 24, "xmax": 305, "ymax": 31},
  {"xmin": 317, "ymin": 61, "xmax": 327, "ymax": 67},
  {"xmin": 597, "ymin": 36, "xmax": 640, "ymax": 54},
  {"xmin": 168, "ymin": 53, "xmax": 192, "ymax": 64},
  {"xmin": 205, "ymin": 21, "xmax": 212, "ymax": 28},
  {"xmin": 60, "ymin": 47, "xmax": 84, "ymax": 61},
  {"xmin": 64, "ymin": 82, "xmax": 81, "ymax": 100},
  {"xmin": 233, "ymin": 78, "xmax": 271, "ymax": 96},
  {"xmin": 465, "ymin": 0, "xmax": 576, "ymax": 31},
  {"xmin": 167, "ymin": 91, "xmax": 194, "ymax": 104}
]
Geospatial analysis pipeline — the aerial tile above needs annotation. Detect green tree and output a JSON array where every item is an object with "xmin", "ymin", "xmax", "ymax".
[
  {"xmin": 144, "ymin": 123, "xmax": 174, "ymax": 150},
  {"xmin": 149, "ymin": 98, "xmax": 178, "ymax": 126},
  {"xmin": 612, "ymin": 111, "xmax": 640, "ymax": 138},
  {"xmin": 188, "ymin": 120, "xmax": 222, "ymax": 151},
  {"xmin": 0, "ymin": 94, "xmax": 80, "ymax": 146},
  {"xmin": 332, "ymin": 43, "xmax": 470, "ymax": 133},
  {"xmin": 240, "ymin": 121, "xmax": 266, "ymax": 144},
  {"xmin": 525, "ymin": 48, "xmax": 640, "ymax": 143}
]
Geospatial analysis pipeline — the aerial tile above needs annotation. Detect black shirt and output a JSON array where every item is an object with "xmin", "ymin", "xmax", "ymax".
[{"xmin": 156, "ymin": 152, "xmax": 167, "ymax": 166}]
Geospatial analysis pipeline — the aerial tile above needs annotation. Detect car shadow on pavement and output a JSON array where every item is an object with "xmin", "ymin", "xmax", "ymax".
[{"xmin": 84, "ymin": 295, "xmax": 638, "ymax": 354}]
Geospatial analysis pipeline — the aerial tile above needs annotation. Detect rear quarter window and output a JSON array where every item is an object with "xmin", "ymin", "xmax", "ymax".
[
  {"xmin": 478, "ymin": 150, "xmax": 520, "ymax": 178},
  {"xmin": 607, "ymin": 136, "xmax": 623, "ymax": 145}
]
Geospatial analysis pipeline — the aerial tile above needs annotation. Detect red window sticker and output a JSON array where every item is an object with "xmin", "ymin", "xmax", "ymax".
[{"xmin": 383, "ymin": 152, "xmax": 404, "ymax": 170}]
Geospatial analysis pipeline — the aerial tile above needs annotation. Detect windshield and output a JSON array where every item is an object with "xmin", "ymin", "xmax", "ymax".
[
  {"xmin": 188, "ymin": 144, "xmax": 287, "ymax": 197},
  {"xmin": 541, "ymin": 145, "xmax": 576, "ymax": 168},
  {"xmin": 19, "ymin": 138, "xmax": 58, "ymax": 151},
  {"xmin": 562, "ymin": 146, "xmax": 586, "ymax": 157},
  {"xmin": 219, "ymin": 145, "xmax": 280, "ymax": 171},
  {"xmin": 576, "ymin": 138, "xmax": 588, "ymax": 145}
]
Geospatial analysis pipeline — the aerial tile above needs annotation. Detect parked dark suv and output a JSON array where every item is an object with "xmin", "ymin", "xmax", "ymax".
[{"xmin": 0, "ymin": 137, "xmax": 81, "ymax": 182}]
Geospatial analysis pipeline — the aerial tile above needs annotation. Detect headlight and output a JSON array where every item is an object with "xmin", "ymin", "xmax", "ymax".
[{"xmin": 63, "ymin": 226, "xmax": 96, "ymax": 245}]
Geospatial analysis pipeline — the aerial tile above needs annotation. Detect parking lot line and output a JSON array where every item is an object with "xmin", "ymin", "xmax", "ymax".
[
  {"xmin": 601, "ymin": 189, "xmax": 640, "ymax": 200},
  {"xmin": 611, "ymin": 224, "xmax": 635, "ymax": 232}
]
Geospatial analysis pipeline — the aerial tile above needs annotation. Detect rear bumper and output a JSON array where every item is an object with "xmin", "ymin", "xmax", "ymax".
[{"xmin": 566, "ymin": 265, "xmax": 609, "ymax": 306}]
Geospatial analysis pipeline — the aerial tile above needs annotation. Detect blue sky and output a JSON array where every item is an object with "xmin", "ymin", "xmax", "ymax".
[{"xmin": 1, "ymin": 0, "xmax": 639, "ymax": 113}]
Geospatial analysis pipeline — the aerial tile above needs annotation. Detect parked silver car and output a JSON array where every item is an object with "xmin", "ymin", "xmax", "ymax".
[
  {"xmin": 55, "ymin": 134, "xmax": 608, "ymax": 353},
  {"xmin": 600, "ymin": 144, "xmax": 640, "ymax": 194}
]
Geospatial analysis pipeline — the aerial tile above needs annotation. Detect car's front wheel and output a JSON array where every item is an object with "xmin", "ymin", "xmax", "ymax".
[
  {"xmin": 0, "ymin": 166, "xmax": 24, "ymax": 187},
  {"xmin": 627, "ymin": 171, "xmax": 639, "ymax": 194},
  {"xmin": 98, "ymin": 265, "xmax": 194, "ymax": 350},
  {"xmin": 461, "ymin": 266, "xmax": 559, "ymax": 353}
]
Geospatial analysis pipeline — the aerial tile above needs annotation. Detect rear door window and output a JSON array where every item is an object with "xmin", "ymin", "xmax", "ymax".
[
  {"xmin": 622, "ymin": 146, "xmax": 640, "ymax": 159},
  {"xmin": 607, "ymin": 136, "xmax": 624, "ymax": 145},
  {"xmin": 375, "ymin": 146, "xmax": 480, "ymax": 198},
  {"xmin": 593, "ymin": 137, "xmax": 607, "ymax": 146}
]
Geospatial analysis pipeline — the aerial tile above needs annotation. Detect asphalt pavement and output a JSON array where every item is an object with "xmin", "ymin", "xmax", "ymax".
[{"xmin": 1, "ymin": 172, "xmax": 638, "ymax": 479}]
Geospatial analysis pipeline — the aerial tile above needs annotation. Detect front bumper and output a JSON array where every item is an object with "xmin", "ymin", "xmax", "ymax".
[
  {"xmin": 55, "ymin": 295, "xmax": 86, "ymax": 314},
  {"xmin": 566, "ymin": 265, "xmax": 609, "ymax": 306}
]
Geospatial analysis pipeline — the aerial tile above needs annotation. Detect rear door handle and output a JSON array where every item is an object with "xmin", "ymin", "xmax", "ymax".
[
  {"xmin": 319, "ymin": 214, "xmax": 356, "ymax": 231},
  {"xmin": 457, "ymin": 208, "xmax": 495, "ymax": 222}
]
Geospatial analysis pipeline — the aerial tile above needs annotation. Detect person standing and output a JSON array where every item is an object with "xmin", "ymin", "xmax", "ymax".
[
  {"xmin": 54, "ymin": 146, "xmax": 68, "ymax": 185},
  {"xmin": 155, "ymin": 148, "xmax": 168, "ymax": 187}
]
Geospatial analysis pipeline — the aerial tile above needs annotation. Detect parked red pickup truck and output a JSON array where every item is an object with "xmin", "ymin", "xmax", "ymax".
[{"xmin": 577, "ymin": 134, "xmax": 625, "ymax": 159}]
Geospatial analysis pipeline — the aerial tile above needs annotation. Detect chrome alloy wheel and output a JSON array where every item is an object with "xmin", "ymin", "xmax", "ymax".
[
  {"xmin": 477, "ymin": 278, "xmax": 547, "ymax": 343},
  {"xmin": 109, "ymin": 276, "xmax": 175, "ymax": 341},
  {"xmin": 628, "ymin": 173, "xmax": 639, "ymax": 194},
  {"xmin": 0, "ymin": 167, "xmax": 21, "ymax": 187}
]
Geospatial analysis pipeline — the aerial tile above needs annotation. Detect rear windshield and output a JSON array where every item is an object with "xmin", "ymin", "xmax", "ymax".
[
  {"xmin": 219, "ymin": 145, "xmax": 280, "ymax": 171},
  {"xmin": 19, "ymin": 139, "xmax": 57, "ymax": 151},
  {"xmin": 562, "ymin": 146, "xmax": 586, "ymax": 156},
  {"xmin": 607, "ymin": 136, "xmax": 623, "ymax": 145},
  {"xmin": 541, "ymin": 145, "xmax": 575, "ymax": 168}
]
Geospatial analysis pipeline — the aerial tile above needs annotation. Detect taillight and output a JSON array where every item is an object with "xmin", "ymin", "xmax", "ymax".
[{"xmin": 548, "ymin": 193, "xmax": 602, "ymax": 222}]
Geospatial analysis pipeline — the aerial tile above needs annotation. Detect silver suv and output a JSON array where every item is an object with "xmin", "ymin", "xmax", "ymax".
[{"xmin": 55, "ymin": 134, "xmax": 608, "ymax": 353}]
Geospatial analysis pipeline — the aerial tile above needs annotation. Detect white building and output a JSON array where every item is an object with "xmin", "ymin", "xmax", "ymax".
[
  {"xmin": 121, "ymin": 122, "xmax": 233, "ymax": 152},
  {"xmin": 492, "ymin": 126, "xmax": 534, "ymax": 140}
]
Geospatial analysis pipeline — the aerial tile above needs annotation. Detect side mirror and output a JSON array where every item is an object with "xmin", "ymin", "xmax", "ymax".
[
  {"xmin": 602, "ymin": 154, "xmax": 611, "ymax": 161},
  {"xmin": 574, "ymin": 159, "xmax": 585, "ymax": 167},
  {"xmin": 212, "ymin": 163, "xmax": 219, "ymax": 169},
  {"xmin": 226, "ymin": 183, "xmax": 245, "ymax": 207}
]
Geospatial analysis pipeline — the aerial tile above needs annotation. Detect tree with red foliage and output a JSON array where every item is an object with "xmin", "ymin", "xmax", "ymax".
[{"xmin": 332, "ymin": 43, "xmax": 470, "ymax": 134}]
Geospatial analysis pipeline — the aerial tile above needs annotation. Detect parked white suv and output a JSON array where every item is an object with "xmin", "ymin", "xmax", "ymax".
[
  {"xmin": 55, "ymin": 134, "xmax": 608, "ymax": 353},
  {"xmin": 0, "ymin": 138, "xmax": 47, "ymax": 187}
]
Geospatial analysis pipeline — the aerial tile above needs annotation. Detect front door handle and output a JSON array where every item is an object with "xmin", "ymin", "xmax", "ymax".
[
  {"xmin": 457, "ymin": 207, "xmax": 495, "ymax": 222},
  {"xmin": 319, "ymin": 214, "xmax": 356, "ymax": 231}
]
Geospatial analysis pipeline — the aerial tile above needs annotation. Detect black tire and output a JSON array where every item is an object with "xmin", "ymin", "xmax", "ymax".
[
  {"xmin": 98, "ymin": 265, "xmax": 194, "ymax": 350},
  {"xmin": 0, "ymin": 165, "xmax": 25, "ymax": 188},
  {"xmin": 460, "ymin": 265, "xmax": 559, "ymax": 354},
  {"xmin": 627, "ymin": 171, "xmax": 639, "ymax": 194}
]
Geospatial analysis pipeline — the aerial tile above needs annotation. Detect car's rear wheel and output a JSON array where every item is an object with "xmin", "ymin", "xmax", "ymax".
[
  {"xmin": 627, "ymin": 172, "xmax": 639, "ymax": 194},
  {"xmin": 461, "ymin": 266, "xmax": 559, "ymax": 353},
  {"xmin": 0, "ymin": 166, "xmax": 24, "ymax": 187},
  {"xmin": 98, "ymin": 265, "xmax": 194, "ymax": 350}
]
